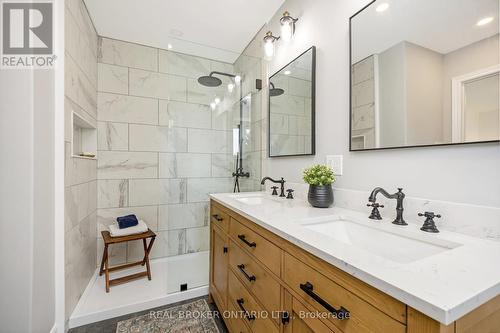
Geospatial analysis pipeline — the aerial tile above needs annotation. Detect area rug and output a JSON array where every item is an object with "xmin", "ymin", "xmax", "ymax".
[{"xmin": 116, "ymin": 299, "xmax": 220, "ymax": 333}]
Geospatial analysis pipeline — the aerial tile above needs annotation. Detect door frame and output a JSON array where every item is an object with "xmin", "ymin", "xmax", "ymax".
[{"xmin": 451, "ymin": 65, "xmax": 500, "ymax": 143}]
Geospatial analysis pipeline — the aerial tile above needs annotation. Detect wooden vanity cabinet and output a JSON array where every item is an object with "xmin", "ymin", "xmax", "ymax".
[
  {"xmin": 209, "ymin": 200, "xmax": 500, "ymax": 333},
  {"xmin": 209, "ymin": 219, "xmax": 229, "ymax": 309}
]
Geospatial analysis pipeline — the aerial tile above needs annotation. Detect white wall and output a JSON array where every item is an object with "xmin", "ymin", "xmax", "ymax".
[
  {"xmin": 0, "ymin": 59, "xmax": 57, "ymax": 333},
  {"xmin": 405, "ymin": 42, "xmax": 444, "ymax": 145},
  {"xmin": 442, "ymin": 34, "xmax": 499, "ymax": 141},
  {"xmin": 262, "ymin": 0, "xmax": 500, "ymax": 207},
  {"xmin": 0, "ymin": 70, "xmax": 36, "ymax": 333},
  {"xmin": 378, "ymin": 42, "xmax": 406, "ymax": 147}
]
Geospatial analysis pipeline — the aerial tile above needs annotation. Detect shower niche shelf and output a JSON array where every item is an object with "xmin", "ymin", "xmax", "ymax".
[{"xmin": 71, "ymin": 111, "xmax": 97, "ymax": 160}]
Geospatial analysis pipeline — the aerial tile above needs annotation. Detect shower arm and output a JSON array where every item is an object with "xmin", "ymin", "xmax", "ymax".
[{"xmin": 209, "ymin": 71, "xmax": 236, "ymax": 79}]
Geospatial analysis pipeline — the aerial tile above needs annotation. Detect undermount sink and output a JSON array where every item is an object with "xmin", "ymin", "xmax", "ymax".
[
  {"xmin": 303, "ymin": 219, "xmax": 462, "ymax": 264},
  {"xmin": 230, "ymin": 193, "xmax": 281, "ymax": 206}
]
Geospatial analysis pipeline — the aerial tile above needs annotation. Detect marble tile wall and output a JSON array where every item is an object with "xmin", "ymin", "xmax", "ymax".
[
  {"xmin": 269, "ymin": 73, "xmax": 312, "ymax": 156},
  {"xmin": 351, "ymin": 56, "xmax": 376, "ymax": 149},
  {"xmin": 64, "ymin": 0, "xmax": 98, "ymax": 320},
  {"xmin": 97, "ymin": 37, "xmax": 252, "ymax": 265}
]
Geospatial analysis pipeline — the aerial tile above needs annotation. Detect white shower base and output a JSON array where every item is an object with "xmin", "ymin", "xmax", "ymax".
[{"xmin": 69, "ymin": 251, "xmax": 210, "ymax": 329}]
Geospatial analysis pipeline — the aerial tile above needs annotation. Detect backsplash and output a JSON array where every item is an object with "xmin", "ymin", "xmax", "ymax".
[{"xmin": 267, "ymin": 182, "xmax": 500, "ymax": 241}]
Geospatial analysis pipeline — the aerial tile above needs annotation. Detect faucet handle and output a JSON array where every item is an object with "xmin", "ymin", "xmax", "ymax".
[
  {"xmin": 286, "ymin": 189, "xmax": 294, "ymax": 199},
  {"xmin": 418, "ymin": 212, "xmax": 441, "ymax": 219},
  {"xmin": 367, "ymin": 203, "xmax": 384, "ymax": 220},
  {"xmin": 271, "ymin": 186, "xmax": 278, "ymax": 196},
  {"xmin": 418, "ymin": 212, "xmax": 441, "ymax": 233},
  {"xmin": 367, "ymin": 203, "xmax": 384, "ymax": 208}
]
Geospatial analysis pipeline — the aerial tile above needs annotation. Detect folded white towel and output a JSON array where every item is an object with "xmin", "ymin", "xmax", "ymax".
[{"xmin": 109, "ymin": 220, "xmax": 148, "ymax": 237}]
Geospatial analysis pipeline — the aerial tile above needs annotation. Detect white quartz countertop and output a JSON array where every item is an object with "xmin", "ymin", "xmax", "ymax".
[{"xmin": 210, "ymin": 192, "xmax": 500, "ymax": 325}]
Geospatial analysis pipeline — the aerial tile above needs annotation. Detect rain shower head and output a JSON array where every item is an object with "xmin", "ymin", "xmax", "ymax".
[
  {"xmin": 269, "ymin": 82, "xmax": 285, "ymax": 97},
  {"xmin": 198, "ymin": 75, "xmax": 223, "ymax": 87},
  {"xmin": 198, "ymin": 71, "xmax": 236, "ymax": 87}
]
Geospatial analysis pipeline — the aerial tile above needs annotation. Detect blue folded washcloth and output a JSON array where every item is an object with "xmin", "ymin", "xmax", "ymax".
[{"xmin": 116, "ymin": 214, "xmax": 139, "ymax": 229}]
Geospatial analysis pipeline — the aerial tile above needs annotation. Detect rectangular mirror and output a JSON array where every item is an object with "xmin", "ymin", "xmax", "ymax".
[
  {"xmin": 350, "ymin": 0, "xmax": 499, "ymax": 151},
  {"xmin": 269, "ymin": 46, "xmax": 316, "ymax": 157}
]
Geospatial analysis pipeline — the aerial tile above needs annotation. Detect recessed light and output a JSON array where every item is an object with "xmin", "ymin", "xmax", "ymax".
[
  {"xmin": 477, "ymin": 17, "xmax": 494, "ymax": 26},
  {"xmin": 376, "ymin": 3, "xmax": 389, "ymax": 12},
  {"xmin": 284, "ymin": 70, "xmax": 291, "ymax": 75},
  {"xmin": 167, "ymin": 44, "xmax": 173, "ymax": 50}
]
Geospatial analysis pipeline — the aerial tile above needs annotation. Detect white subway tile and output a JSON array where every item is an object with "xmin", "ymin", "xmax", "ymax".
[
  {"xmin": 97, "ymin": 179, "xmax": 128, "ymax": 209},
  {"xmin": 176, "ymin": 153, "xmax": 211, "ymax": 178},
  {"xmin": 186, "ymin": 178, "xmax": 233, "ymax": 202},
  {"xmin": 128, "ymin": 179, "xmax": 186, "ymax": 206},
  {"xmin": 211, "ymin": 154, "xmax": 234, "ymax": 177},
  {"xmin": 97, "ymin": 122, "xmax": 128, "ymax": 151},
  {"xmin": 158, "ymin": 203, "xmax": 208, "ymax": 230},
  {"xmin": 99, "ymin": 37, "xmax": 158, "ymax": 71},
  {"xmin": 188, "ymin": 129, "xmax": 231, "ymax": 153},
  {"xmin": 98, "ymin": 63, "xmax": 128, "ymax": 94},
  {"xmin": 270, "ymin": 113, "xmax": 289, "ymax": 135},
  {"xmin": 158, "ymin": 50, "xmax": 210, "ymax": 78},
  {"xmin": 186, "ymin": 226, "xmax": 210, "ymax": 253},
  {"xmin": 129, "ymin": 124, "xmax": 187, "ymax": 152},
  {"xmin": 129, "ymin": 69, "xmax": 186, "ymax": 101},
  {"xmin": 97, "ymin": 151, "xmax": 157, "ymax": 179},
  {"xmin": 159, "ymin": 100, "xmax": 211, "ymax": 129},
  {"xmin": 159, "ymin": 153, "xmax": 177, "ymax": 178}
]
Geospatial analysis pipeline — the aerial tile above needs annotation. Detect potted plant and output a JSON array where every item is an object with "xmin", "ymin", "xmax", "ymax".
[{"xmin": 303, "ymin": 164, "xmax": 335, "ymax": 208}]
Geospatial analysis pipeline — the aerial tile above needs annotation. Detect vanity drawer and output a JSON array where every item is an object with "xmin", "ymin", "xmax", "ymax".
[
  {"xmin": 227, "ymin": 298, "xmax": 251, "ymax": 333},
  {"xmin": 229, "ymin": 217, "xmax": 281, "ymax": 276},
  {"xmin": 211, "ymin": 202, "xmax": 229, "ymax": 231},
  {"xmin": 229, "ymin": 239, "xmax": 281, "ymax": 326},
  {"xmin": 284, "ymin": 253, "xmax": 406, "ymax": 333},
  {"xmin": 228, "ymin": 270, "xmax": 279, "ymax": 333}
]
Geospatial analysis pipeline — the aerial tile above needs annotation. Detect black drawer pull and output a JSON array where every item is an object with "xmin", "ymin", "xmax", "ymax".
[
  {"xmin": 237, "ymin": 264, "xmax": 256, "ymax": 282},
  {"xmin": 236, "ymin": 298, "xmax": 255, "ymax": 321},
  {"xmin": 238, "ymin": 234, "xmax": 256, "ymax": 248},
  {"xmin": 212, "ymin": 214, "xmax": 223, "ymax": 222},
  {"xmin": 300, "ymin": 282, "xmax": 350, "ymax": 320}
]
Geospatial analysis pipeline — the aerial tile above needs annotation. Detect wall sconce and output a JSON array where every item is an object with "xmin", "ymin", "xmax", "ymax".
[
  {"xmin": 280, "ymin": 11, "xmax": 298, "ymax": 42},
  {"xmin": 263, "ymin": 31, "xmax": 280, "ymax": 58}
]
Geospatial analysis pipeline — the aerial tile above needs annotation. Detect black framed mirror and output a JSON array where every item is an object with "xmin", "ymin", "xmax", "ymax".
[
  {"xmin": 269, "ymin": 46, "xmax": 316, "ymax": 157},
  {"xmin": 350, "ymin": 0, "xmax": 499, "ymax": 151}
]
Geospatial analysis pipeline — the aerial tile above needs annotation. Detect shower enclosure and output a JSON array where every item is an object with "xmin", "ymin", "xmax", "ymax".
[{"xmin": 68, "ymin": 36, "xmax": 263, "ymax": 326}]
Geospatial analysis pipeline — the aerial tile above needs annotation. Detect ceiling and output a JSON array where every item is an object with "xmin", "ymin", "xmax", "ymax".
[
  {"xmin": 84, "ymin": 0, "xmax": 284, "ymax": 63},
  {"xmin": 352, "ymin": 0, "xmax": 499, "ymax": 63}
]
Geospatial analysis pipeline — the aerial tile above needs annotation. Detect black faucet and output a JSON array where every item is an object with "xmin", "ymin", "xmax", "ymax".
[
  {"xmin": 368, "ymin": 187, "xmax": 407, "ymax": 225},
  {"xmin": 261, "ymin": 177, "xmax": 286, "ymax": 197}
]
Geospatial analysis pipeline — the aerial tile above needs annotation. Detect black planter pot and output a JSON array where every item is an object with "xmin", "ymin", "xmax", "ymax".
[{"xmin": 308, "ymin": 185, "xmax": 334, "ymax": 208}]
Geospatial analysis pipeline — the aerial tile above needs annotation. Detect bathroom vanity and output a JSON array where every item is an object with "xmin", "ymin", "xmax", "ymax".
[{"xmin": 209, "ymin": 192, "xmax": 500, "ymax": 333}]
